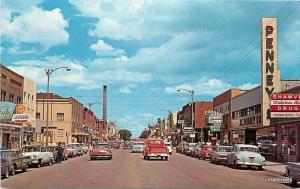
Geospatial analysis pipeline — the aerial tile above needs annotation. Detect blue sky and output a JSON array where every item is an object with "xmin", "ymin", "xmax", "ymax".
[{"xmin": 1, "ymin": 0, "xmax": 300, "ymax": 137}]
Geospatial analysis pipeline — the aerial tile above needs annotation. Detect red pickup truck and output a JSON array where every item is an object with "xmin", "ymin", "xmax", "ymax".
[{"xmin": 143, "ymin": 139, "xmax": 169, "ymax": 161}]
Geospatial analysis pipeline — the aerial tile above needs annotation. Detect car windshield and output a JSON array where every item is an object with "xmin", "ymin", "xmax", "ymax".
[
  {"xmin": 23, "ymin": 146, "xmax": 41, "ymax": 152},
  {"xmin": 134, "ymin": 142, "xmax": 144, "ymax": 145},
  {"xmin": 0, "ymin": 151, "xmax": 15, "ymax": 158},
  {"xmin": 65, "ymin": 145, "xmax": 75, "ymax": 149},
  {"xmin": 94, "ymin": 144, "xmax": 110, "ymax": 149},
  {"xmin": 240, "ymin": 147, "xmax": 259, "ymax": 153},
  {"xmin": 219, "ymin": 147, "xmax": 233, "ymax": 152}
]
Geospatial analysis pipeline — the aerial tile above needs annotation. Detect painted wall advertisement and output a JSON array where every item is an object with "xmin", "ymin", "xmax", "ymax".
[
  {"xmin": 0, "ymin": 102, "xmax": 16, "ymax": 120},
  {"xmin": 270, "ymin": 94, "xmax": 300, "ymax": 118}
]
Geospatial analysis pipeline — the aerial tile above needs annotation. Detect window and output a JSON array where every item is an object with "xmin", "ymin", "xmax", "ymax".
[
  {"xmin": 57, "ymin": 129, "xmax": 64, "ymax": 137},
  {"xmin": 1, "ymin": 90, "xmax": 6, "ymax": 101},
  {"xmin": 9, "ymin": 93, "xmax": 14, "ymax": 103},
  {"xmin": 57, "ymin": 113, "xmax": 64, "ymax": 121},
  {"xmin": 24, "ymin": 92, "xmax": 26, "ymax": 98},
  {"xmin": 17, "ymin": 96, "xmax": 22, "ymax": 104},
  {"xmin": 36, "ymin": 112, "xmax": 40, "ymax": 119},
  {"xmin": 1, "ymin": 74, "xmax": 7, "ymax": 80}
]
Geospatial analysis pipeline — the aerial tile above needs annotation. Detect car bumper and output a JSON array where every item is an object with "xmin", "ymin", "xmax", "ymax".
[
  {"xmin": 237, "ymin": 162, "xmax": 264, "ymax": 166},
  {"xmin": 147, "ymin": 153, "xmax": 169, "ymax": 157},
  {"xmin": 132, "ymin": 149, "xmax": 144, "ymax": 152},
  {"xmin": 90, "ymin": 155, "xmax": 112, "ymax": 159}
]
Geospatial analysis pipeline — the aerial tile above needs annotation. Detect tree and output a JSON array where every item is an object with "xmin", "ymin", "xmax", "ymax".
[
  {"xmin": 139, "ymin": 130, "xmax": 151, "ymax": 139},
  {"xmin": 118, "ymin": 129, "xmax": 132, "ymax": 141}
]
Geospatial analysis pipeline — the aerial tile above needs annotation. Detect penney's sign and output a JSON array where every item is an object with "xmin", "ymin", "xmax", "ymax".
[{"xmin": 261, "ymin": 18, "xmax": 281, "ymax": 124}]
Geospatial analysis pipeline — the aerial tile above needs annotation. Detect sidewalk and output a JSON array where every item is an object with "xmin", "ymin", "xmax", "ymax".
[{"xmin": 264, "ymin": 161, "xmax": 287, "ymax": 176}]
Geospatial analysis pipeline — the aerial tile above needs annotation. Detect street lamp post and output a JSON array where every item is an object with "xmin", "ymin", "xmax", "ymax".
[
  {"xmin": 177, "ymin": 88, "xmax": 195, "ymax": 143},
  {"xmin": 45, "ymin": 66, "xmax": 71, "ymax": 146}
]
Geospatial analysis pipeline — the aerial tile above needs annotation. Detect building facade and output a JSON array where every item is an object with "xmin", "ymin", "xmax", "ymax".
[
  {"xmin": 0, "ymin": 64, "xmax": 24, "ymax": 149},
  {"xmin": 36, "ymin": 93, "xmax": 86, "ymax": 145},
  {"xmin": 22, "ymin": 77, "xmax": 37, "ymax": 145}
]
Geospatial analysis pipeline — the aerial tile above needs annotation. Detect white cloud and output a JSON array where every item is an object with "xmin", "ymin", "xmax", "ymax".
[
  {"xmin": 164, "ymin": 77, "xmax": 259, "ymax": 97},
  {"xmin": 8, "ymin": 56, "xmax": 98, "ymax": 90},
  {"xmin": 118, "ymin": 84, "xmax": 137, "ymax": 94},
  {"xmin": 89, "ymin": 17, "xmax": 143, "ymax": 40},
  {"xmin": 1, "ymin": 7, "xmax": 69, "ymax": 49},
  {"xmin": 238, "ymin": 82, "xmax": 259, "ymax": 90},
  {"xmin": 90, "ymin": 40, "xmax": 125, "ymax": 57},
  {"xmin": 137, "ymin": 113, "xmax": 153, "ymax": 118}
]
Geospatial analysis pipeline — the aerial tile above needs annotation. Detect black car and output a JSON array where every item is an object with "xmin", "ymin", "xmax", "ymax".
[{"xmin": 0, "ymin": 150, "xmax": 31, "ymax": 174}]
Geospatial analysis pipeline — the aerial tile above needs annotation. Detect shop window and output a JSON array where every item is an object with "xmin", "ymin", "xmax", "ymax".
[
  {"xmin": 9, "ymin": 93, "xmax": 14, "ymax": 103},
  {"xmin": 1, "ymin": 90, "xmax": 6, "ymax": 101},
  {"xmin": 17, "ymin": 96, "xmax": 22, "ymax": 104},
  {"xmin": 57, "ymin": 129, "xmax": 64, "ymax": 137},
  {"xmin": 281, "ymin": 125, "xmax": 296, "ymax": 160},
  {"xmin": 57, "ymin": 113, "xmax": 64, "ymax": 121}
]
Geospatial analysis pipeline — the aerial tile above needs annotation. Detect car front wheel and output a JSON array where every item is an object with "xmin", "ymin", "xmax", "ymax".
[{"xmin": 4, "ymin": 167, "xmax": 9, "ymax": 178}]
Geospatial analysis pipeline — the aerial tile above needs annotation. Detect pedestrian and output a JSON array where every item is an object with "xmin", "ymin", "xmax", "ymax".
[{"xmin": 56, "ymin": 142, "xmax": 64, "ymax": 163}]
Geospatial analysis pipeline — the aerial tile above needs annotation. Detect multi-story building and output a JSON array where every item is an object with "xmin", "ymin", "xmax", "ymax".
[
  {"xmin": 213, "ymin": 88, "xmax": 246, "ymax": 144},
  {"xmin": 36, "ymin": 93, "xmax": 86, "ymax": 145},
  {"xmin": 177, "ymin": 101, "xmax": 213, "ymax": 143},
  {"xmin": 0, "ymin": 64, "xmax": 24, "ymax": 149},
  {"xmin": 22, "ymin": 77, "xmax": 37, "ymax": 145}
]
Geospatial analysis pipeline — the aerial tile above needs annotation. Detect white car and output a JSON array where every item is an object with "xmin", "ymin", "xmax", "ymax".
[
  {"xmin": 165, "ymin": 142, "xmax": 173, "ymax": 155},
  {"xmin": 132, "ymin": 142, "xmax": 145, "ymax": 153},
  {"xmin": 22, "ymin": 145, "xmax": 54, "ymax": 168}
]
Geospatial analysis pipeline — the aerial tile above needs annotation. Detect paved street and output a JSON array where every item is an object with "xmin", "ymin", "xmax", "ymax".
[{"xmin": 1, "ymin": 149, "xmax": 292, "ymax": 189}]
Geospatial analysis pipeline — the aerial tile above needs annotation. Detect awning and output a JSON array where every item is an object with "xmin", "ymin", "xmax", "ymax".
[
  {"xmin": 72, "ymin": 132, "xmax": 90, "ymax": 136},
  {"xmin": 0, "ymin": 123, "xmax": 22, "ymax": 128}
]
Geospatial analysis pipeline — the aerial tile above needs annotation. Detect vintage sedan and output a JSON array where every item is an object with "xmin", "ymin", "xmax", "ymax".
[
  {"xmin": 210, "ymin": 146, "xmax": 233, "ymax": 164},
  {"xmin": 198, "ymin": 145, "xmax": 215, "ymax": 160},
  {"xmin": 123, "ymin": 141, "xmax": 133, "ymax": 149},
  {"xmin": 22, "ymin": 145, "xmax": 54, "ymax": 168},
  {"xmin": 90, "ymin": 143, "xmax": 112, "ymax": 160},
  {"xmin": 0, "ymin": 150, "xmax": 32, "ymax": 174},
  {"xmin": 286, "ymin": 162, "xmax": 300, "ymax": 185},
  {"xmin": 132, "ymin": 142, "xmax": 145, "ymax": 153},
  {"xmin": 226, "ymin": 144, "xmax": 266, "ymax": 170},
  {"xmin": 190, "ymin": 142, "xmax": 202, "ymax": 158},
  {"xmin": 185, "ymin": 143, "xmax": 197, "ymax": 156}
]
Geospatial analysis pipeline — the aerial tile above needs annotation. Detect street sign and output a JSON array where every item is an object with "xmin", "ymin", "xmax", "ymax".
[
  {"xmin": 178, "ymin": 120, "xmax": 185, "ymax": 124},
  {"xmin": 12, "ymin": 114, "xmax": 30, "ymax": 123},
  {"xmin": 183, "ymin": 127, "xmax": 192, "ymax": 130}
]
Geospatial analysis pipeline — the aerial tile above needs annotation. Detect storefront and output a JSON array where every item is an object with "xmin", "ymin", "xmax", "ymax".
[
  {"xmin": 274, "ymin": 121, "xmax": 300, "ymax": 162},
  {"xmin": 0, "ymin": 123, "xmax": 22, "ymax": 150}
]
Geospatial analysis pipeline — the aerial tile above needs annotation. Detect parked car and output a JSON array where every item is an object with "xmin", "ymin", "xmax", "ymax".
[
  {"xmin": 65, "ymin": 144, "xmax": 77, "ymax": 158},
  {"xmin": 123, "ymin": 141, "xmax": 133, "ymax": 149},
  {"xmin": 22, "ymin": 145, "xmax": 54, "ymax": 168},
  {"xmin": 110, "ymin": 141, "xmax": 121, "ymax": 149},
  {"xmin": 190, "ymin": 143, "xmax": 202, "ymax": 158},
  {"xmin": 210, "ymin": 146, "xmax": 233, "ymax": 164},
  {"xmin": 68, "ymin": 143, "xmax": 84, "ymax": 156},
  {"xmin": 164, "ymin": 142, "xmax": 173, "ymax": 155},
  {"xmin": 132, "ymin": 142, "xmax": 145, "ymax": 153},
  {"xmin": 198, "ymin": 145, "xmax": 215, "ymax": 160},
  {"xmin": 90, "ymin": 143, "xmax": 112, "ymax": 160},
  {"xmin": 185, "ymin": 143, "xmax": 196, "ymax": 156},
  {"xmin": 1, "ymin": 157, "xmax": 11, "ymax": 179},
  {"xmin": 226, "ymin": 144, "xmax": 266, "ymax": 170},
  {"xmin": 143, "ymin": 139, "xmax": 169, "ymax": 161},
  {"xmin": 0, "ymin": 150, "xmax": 32, "ymax": 174},
  {"xmin": 176, "ymin": 142, "xmax": 187, "ymax": 154},
  {"xmin": 79, "ymin": 143, "xmax": 89, "ymax": 154},
  {"xmin": 286, "ymin": 162, "xmax": 300, "ymax": 186},
  {"xmin": 46, "ymin": 146, "xmax": 57, "ymax": 163}
]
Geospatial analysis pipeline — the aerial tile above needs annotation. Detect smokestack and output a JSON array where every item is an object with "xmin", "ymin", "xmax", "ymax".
[{"xmin": 103, "ymin": 85, "xmax": 107, "ymax": 129}]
